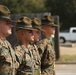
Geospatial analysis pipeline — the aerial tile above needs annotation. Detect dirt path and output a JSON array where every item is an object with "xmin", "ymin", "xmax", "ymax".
[{"xmin": 59, "ymin": 43, "xmax": 76, "ymax": 55}]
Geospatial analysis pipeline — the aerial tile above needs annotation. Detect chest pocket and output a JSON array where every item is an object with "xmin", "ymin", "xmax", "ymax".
[
  {"xmin": 23, "ymin": 50, "xmax": 33, "ymax": 68},
  {"xmin": 32, "ymin": 50, "xmax": 37, "ymax": 61}
]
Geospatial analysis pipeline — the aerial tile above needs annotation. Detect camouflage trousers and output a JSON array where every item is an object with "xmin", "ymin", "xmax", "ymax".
[
  {"xmin": 16, "ymin": 70, "xmax": 33, "ymax": 75},
  {"xmin": 41, "ymin": 69, "xmax": 55, "ymax": 75},
  {"xmin": 34, "ymin": 69, "xmax": 41, "ymax": 75},
  {"xmin": 16, "ymin": 69, "xmax": 41, "ymax": 75}
]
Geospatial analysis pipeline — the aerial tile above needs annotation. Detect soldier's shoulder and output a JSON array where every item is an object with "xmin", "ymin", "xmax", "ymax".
[
  {"xmin": 33, "ymin": 44, "xmax": 38, "ymax": 50},
  {"xmin": 28, "ymin": 44, "xmax": 32, "ymax": 48},
  {"xmin": 37, "ymin": 39, "xmax": 48, "ymax": 49},
  {"xmin": 0, "ymin": 39, "xmax": 4, "ymax": 49},
  {"xmin": 14, "ymin": 43, "xmax": 22, "ymax": 52},
  {"xmin": 38, "ymin": 38, "xmax": 48, "ymax": 45},
  {"xmin": 0, "ymin": 44, "xmax": 2, "ymax": 52},
  {"xmin": 0, "ymin": 39, "xmax": 3, "ymax": 45},
  {"xmin": 0, "ymin": 40, "xmax": 5, "ymax": 54},
  {"xmin": 28, "ymin": 44, "xmax": 32, "ymax": 50},
  {"xmin": 0, "ymin": 42, "xmax": 2, "ymax": 49},
  {"xmin": 5, "ymin": 39, "xmax": 11, "ymax": 46}
]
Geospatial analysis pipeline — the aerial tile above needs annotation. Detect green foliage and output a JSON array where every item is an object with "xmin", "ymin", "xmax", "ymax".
[
  {"xmin": 45, "ymin": 0, "xmax": 76, "ymax": 30},
  {"xmin": 0, "ymin": 0, "xmax": 46, "ymax": 13},
  {"xmin": 58, "ymin": 55, "xmax": 76, "ymax": 62}
]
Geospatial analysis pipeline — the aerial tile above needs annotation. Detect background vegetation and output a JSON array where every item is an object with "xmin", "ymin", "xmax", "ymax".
[
  {"xmin": 0, "ymin": 0, "xmax": 76, "ymax": 30},
  {"xmin": 57, "ymin": 55, "xmax": 76, "ymax": 62}
]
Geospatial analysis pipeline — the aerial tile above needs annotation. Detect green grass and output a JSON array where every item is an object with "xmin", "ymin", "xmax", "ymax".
[{"xmin": 57, "ymin": 55, "xmax": 76, "ymax": 62}]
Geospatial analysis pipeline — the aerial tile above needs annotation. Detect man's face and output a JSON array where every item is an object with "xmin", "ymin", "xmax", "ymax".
[
  {"xmin": 0, "ymin": 20, "xmax": 12, "ymax": 37},
  {"xmin": 33, "ymin": 29, "xmax": 40, "ymax": 42},
  {"xmin": 48, "ymin": 26, "xmax": 55, "ymax": 35},
  {"xmin": 42, "ymin": 25, "xmax": 55, "ymax": 36},
  {"xmin": 22, "ymin": 30, "xmax": 34, "ymax": 42}
]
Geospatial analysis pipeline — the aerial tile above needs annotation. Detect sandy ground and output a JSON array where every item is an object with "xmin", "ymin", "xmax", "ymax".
[
  {"xmin": 59, "ymin": 42, "xmax": 76, "ymax": 55},
  {"xmin": 55, "ymin": 43, "xmax": 76, "ymax": 75}
]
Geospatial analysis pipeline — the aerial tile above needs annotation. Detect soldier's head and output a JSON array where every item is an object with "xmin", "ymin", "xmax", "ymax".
[
  {"xmin": 15, "ymin": 16, "xmax": 35, "ymax": 44},
  {"xmin": 41, "ymin": 15, "xmax": 57, "ymax": 38},
  {"xmin": 0, "ymin": 5, "xmax": 13, "ymax": 38},
  {"xmin": 31, "ymin": 17, "xmax": 43, "ymax": 42}
]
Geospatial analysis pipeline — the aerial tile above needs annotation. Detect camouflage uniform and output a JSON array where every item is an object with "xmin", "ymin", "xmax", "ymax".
[
  {"xmin": 0, "ymin": 5, "xmax": 19, "ymax": 75},
  {"xmin": 14, "ymin": 43, "xmax": 35, "ymax": 75},
  {"xmin": 14, "ymin": 16, "xmax": 36, "ymax": 75},
  {"xmin": 37, "ymin": 15, "xmax": 57, "ymax": 75},
  {"xmin": 37, "ymin": 38, "xmax": 55, "ymax": 75},
  {"xmin": 28, "ymin": 44, "xmax": 41, "ymax": 75},
  {"xmin": 0, "ymin": 39, "xmax": 19, "ymax": 75},
  {"xmin": 29, "ymin": 17, "xmax": 44, "ymax": 75}
]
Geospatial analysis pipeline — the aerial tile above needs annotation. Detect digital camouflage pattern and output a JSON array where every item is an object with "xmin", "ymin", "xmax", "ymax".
[
  {"xmin": 37, "ymin": 38, "xmax": 55, "ymax": 75},
  {"xmin": 28, "ymin": 44, "xmax": 41, "ymax": 75},
  {"xmin": 14, "ymin": 43, "xmax": 35, "ymax": 75},
  {"xmin": 0, "ymin": 39, "xmax": 19, "ymax": 75}
]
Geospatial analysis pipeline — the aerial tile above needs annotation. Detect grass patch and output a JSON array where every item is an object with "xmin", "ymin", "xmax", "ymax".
[{"xmin": 57, "ymin": 55, "xmax": 76, "ymax": 62}]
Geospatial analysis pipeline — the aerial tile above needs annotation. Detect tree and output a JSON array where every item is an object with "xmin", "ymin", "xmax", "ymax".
[
  {"xmin": 45, "ymin": 0, "xmax": 76, "ymax": 30},
  {"xmin": 0, "ymin": 0, "xmax": 46, "ymax": 13}
]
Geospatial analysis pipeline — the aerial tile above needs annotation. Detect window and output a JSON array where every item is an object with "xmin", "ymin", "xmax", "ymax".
[{"xmin": 73, "ymin": 30, "xmax": 76, "ymax": 33}]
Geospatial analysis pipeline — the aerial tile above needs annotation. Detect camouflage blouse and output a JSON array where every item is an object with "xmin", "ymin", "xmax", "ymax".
[
  {"xmin": 37, "ymin": 38, "xmax": 56, "ymax": 75},
  {"xmin": 0, "ymin": 39, "xmax": 19, "ymax": 75},
  {"xmin": 14, "ymin": 43, "xmax": 35, "ymax": 75}
]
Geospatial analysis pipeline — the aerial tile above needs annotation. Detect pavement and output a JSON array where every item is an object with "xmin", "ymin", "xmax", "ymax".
[
  {"xmin": 55, "ymin": 64, "xmax": 76, "ymax": 75},
  {"xmin": 59, "ymin": 42, "xmax": 76, "ymax": 55}
]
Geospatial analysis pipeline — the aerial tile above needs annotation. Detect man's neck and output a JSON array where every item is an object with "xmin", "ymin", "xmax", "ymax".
[
  {"xmin": 45, "ymin": 34, "xmax": 51, "ymax": 39},
  {"xmin": 0, "ymin": 33, "xmax": 5, "ymax": 39},
  {"xmin": 21, "ymin": 40, "xmax": 29, "ymax": 48}
]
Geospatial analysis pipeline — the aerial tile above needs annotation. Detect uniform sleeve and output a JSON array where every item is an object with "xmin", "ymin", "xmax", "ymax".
[
  {"xmin": 38, "ymin": 39, "xmax": 55, "ymax": 66},
  {"xmin": 41, "ymin": 44, "xmax": 55, "ymax": 67},
  {"xmin": 38, "ymin": 44, "xmax": 44, "ymax": 58},
  {"xmin": 37, "ymin": 40, "xmax": 47, "ymax": 58},
  {"xmin": 0, "ymin": 47, "xmax": 11, "ymax": 75}
]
